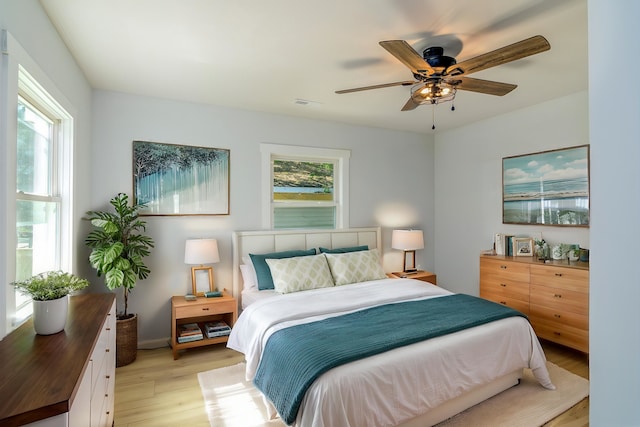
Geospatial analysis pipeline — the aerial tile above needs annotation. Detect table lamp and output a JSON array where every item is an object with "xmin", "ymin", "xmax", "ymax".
[
  {"xmin": 392, "ymin": 229, "xmax": 424, "ymax": 273},
  {"xmin": 184, "ymin": 239, "xmax": 220, "ymax": 296}
]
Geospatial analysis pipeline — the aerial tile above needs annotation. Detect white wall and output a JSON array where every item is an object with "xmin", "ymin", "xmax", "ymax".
[
  {"xmin": 433, "ymin": 91, "xmax": 589, "ymax": 294},
  {"xmin": 90, "ymin": 90, "xmax": 435, "ymax": 346},
  {"xmin": 0, "ymin": 0, "xmax": 92, "ymax": 336},
  {"xmin": 588, "ymin": 0, "xmax": 640, "ymax": 424}
]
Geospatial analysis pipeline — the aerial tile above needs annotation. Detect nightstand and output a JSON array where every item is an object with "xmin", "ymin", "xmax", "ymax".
[
  {"xmin": 170, "ymin": 291, "xmax": 237, "ymax": 360},
  {"xmin": 389, "ymin": 270, "xmax": 437, "ymax": 285}
]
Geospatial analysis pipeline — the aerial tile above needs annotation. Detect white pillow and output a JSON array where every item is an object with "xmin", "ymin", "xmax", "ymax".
[
  {"xmin": 241, "ymin": 255, "xmax": 258, "ymax": 290},
  {"xmin": 240, "ymin": 264, "xmax": 257, "ymax": 290},
  {"xmin": 265, "ymin": 254, "xmax": 335, "ymax": 294},
  {"xmin": 324, "ymin": 249, "xmax": 387, "ymax": 286}
]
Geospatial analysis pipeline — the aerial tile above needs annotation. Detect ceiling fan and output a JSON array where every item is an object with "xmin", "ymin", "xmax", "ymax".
[{"xmin": 336, "ymin": 35, "xmax": 550, "ymax": 112}]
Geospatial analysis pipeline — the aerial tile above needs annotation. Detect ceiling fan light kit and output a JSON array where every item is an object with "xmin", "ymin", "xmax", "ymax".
[
  {"xmin": 410, "ymin": 80, "xmax": 457, "ymax": 105},
  {"xmin": 336, "ymin": 35, "xmax": 550, "ymax": 118}
]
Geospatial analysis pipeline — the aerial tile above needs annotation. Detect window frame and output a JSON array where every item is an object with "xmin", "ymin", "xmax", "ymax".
[
  {"xmin": 1, "ymin": 30, "xmax": 74, "ymax": 334},
  {"xmin": 261, "ymin": 143, "xmax": 350, "ymax": 229}
]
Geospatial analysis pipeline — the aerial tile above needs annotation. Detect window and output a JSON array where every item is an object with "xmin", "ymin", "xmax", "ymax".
[
  {"xmin": 261, "ymin": 144, "xmax": 350, "ymax": 229},
  {"xmin": 11, "ymin": 68, "xmax": 73, "ymax": 325}
]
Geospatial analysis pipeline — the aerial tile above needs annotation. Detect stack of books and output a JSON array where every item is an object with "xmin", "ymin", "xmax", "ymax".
[
  {"xmin": 494, "ymin": 233, "xmax": 516, "ymax": 256},
  {"xmin": 177, "ymin": 323, "xmax": 203, "ymax": 343},
  {"xmin": 204, "ymin": 321, "xmax": 231, "ymax": 339}
]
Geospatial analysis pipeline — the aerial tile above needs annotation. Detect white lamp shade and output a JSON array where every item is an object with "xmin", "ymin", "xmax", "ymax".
[
  {"xmin": 391, "ymin": 230, "xmax": 424, "ymax": 250},
  {"xmin": 184, "ymin": 239, "xmax": 220, "ymax": 265}
]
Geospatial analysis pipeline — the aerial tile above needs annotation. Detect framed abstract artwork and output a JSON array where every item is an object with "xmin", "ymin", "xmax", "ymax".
[
  {"xmin": 502, "ymin": 145, "xmax": 589, "ymax": 226},
  {"xmin": 132, "ymin": 141, "xmax": 230, "ymax": 215}
]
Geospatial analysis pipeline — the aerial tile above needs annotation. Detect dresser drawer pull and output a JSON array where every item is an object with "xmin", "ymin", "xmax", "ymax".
[
  {"xmin": 202, "ymin": 307, "xmax": 210, "ymax": 311},
  {"xmin": 500, "ymin": 301, "xmax": 507, "ymax": 305},
  {"xmin": 500, "ymin": 283, "xmax": 507, "ymax": 287},
  {"xmin": 500, "ymin": 265, "xmax": 507, "ymax": 269},
  {"xmin": 105, "ymin": 348, "xmax": 110, "ymax": 353},
  {"xmin": 553, "ymin": 331, "xmax": 562, "ymax": 336},
  {"xmin": 555, "ymin": 273, "xmax": 563, "ymax": 277},
  {"xmin": 106, "ymin": 375, "xmax": 110, "ymax": 379},
  {"xmin": 554, "ymin": 314, "xmax": 561, "ymax": 318},
  {"xmin": 554, "ymin": 294, "xmax": 562, "ymax": 298}
]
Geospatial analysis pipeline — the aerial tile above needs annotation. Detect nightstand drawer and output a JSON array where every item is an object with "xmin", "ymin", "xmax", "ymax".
[{"xmin": 175, "ymin": 300, "xmax": 236, "ymax": 319}]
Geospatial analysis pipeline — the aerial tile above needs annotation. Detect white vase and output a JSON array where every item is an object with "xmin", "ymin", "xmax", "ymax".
[{"xmin": 33, "ymin": 295, "xmax": 68, "ymax": 335}]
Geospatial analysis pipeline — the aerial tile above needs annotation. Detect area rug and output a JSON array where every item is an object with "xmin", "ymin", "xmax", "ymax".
[{"xmin": 198, "ymin": 362, "xmax": 588, "ymax": 427}]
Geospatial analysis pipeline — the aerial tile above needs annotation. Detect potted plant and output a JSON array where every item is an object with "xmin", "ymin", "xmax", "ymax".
[
  {"xmin": 85, "ymin": 193, "xmax": 154, "ymax": 366},
  {"xmin": 12, "ymin": 271, "xmax": 89, "ymax": 335}
]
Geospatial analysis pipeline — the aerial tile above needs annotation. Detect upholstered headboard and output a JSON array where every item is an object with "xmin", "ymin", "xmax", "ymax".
[{"xmin": 231, "ymin": 227, "xmax": 381, "ymax": 303}]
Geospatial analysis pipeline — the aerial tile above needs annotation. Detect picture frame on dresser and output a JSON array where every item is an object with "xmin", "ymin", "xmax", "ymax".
[
  {"xmin": 502, "ymin": 145, "xmax": 590, "ymax": 226},
  {"xmin": 513, "ymin": 237, "xmax": 534, "ymax": 256}
]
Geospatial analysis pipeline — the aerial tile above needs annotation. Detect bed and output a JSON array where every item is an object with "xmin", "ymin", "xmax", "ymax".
[{"xmin": 228, "ymin": 228, "xmax": 554, "ymax": 427}]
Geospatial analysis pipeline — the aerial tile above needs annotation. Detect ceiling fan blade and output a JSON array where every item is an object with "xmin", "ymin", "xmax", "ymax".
[
  {"xmin": 335, "ymin": 80, "xmax": 416, "ymax": 94},
  {"xmin": 401, "ymin": 97, "xmax": 419, "ymax": 111},
  {"xmin": 448, "ymin": 76, "xmax": 517, "ymax": 96},
  {"xmin": 445, "ymin": 35, "xmax": 550, "ymax": 76},
  {"xmin": 379, "ymin": 40, "xmax": 435, "ymax": 76}
]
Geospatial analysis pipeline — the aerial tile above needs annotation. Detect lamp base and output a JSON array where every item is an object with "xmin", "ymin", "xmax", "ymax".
[{"xmin": 402, "ymin": 250, "xmax": 418, "ymax": 274}]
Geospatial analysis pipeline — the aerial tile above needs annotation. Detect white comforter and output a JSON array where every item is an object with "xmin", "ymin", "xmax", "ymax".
[{"xmin": 227, "ymin": 279, "xmax": 554, "ymax": 427}]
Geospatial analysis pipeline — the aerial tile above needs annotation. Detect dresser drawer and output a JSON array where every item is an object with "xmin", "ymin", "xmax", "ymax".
[
  {"xmin": 175, "ymin": 299, "xmax": 236, "ymax": 319},
  {"xmin": 530, "ymin": 284, "xmax": 589, "ymax": 316},
  {"xmin": 480, "ymin": 277, "xmax": 529, "ymax": 302},
  {"xmin": 530, "ymin": 303, "xmax": 589, "ymax": 330},
  {"xmin": 530, "ymin": 264, "xmax": 589, "ymax": 292},
  {"xmin": 480, "ymin": 258, "xmax": 530, "ymax": 282},
  {"xmin": 529, "ymin": 320, "xmax": 589, "ymax": 353},
  {"xmin": 480, "ymin": 291, "xmax": 530, "ymax": 315}
]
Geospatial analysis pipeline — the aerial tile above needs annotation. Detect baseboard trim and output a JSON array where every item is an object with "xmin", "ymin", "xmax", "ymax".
[{"xmin": 138, "ymin": 337, "xmax": 170, "ymax": 350}]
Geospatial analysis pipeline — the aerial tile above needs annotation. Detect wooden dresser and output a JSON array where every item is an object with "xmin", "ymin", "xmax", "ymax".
[
  {"xmin": 0, "ymin": 293, "xmax": 116, "ymax": 427},
  {"xmin": 479, "ymin": 255, "xmax": 589, "ymax": 353}
]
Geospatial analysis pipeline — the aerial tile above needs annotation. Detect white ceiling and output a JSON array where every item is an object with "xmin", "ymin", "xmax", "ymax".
[{"xmin": 40, "ymin": 0, "xmax": 587, "ymax": 135}]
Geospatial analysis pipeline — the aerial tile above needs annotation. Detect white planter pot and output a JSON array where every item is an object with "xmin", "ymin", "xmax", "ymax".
[{"xmin": 33, "ymin": 296, "xmax": 68, "ymax": 335}]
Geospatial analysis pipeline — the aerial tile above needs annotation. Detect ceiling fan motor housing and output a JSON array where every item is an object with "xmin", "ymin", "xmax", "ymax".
[{"xmin": 422, "ymin": 47, "xmax": 456, "ymax": 71}]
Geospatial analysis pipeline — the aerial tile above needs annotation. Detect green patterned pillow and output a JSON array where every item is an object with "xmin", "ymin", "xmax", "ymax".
[
  {"xmin": 324, "ymin": 249, "xmax": 387, "ymax": 286},
  {"xmin": 266, "ymin": 254, "xmax": 335, "ymax": 294}
]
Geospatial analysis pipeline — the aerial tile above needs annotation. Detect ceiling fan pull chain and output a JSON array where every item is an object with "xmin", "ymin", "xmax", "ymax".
[
  {"xmin": 432, "ymin": 104, "xmax": 436, "ymax": 130},
  {"xmin": 451, "ymin": 103, "xmax": 455, "ymax": 111}
]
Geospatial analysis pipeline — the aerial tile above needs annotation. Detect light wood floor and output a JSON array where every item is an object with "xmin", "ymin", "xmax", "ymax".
[{"xmin": 113, "ymin": 340, "xmax": 589, "ymax": 427}]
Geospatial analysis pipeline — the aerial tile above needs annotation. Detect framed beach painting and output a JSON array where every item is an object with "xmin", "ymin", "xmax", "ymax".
[
  {"xmin": 502, "ymin": 145, "xmax": 589, "ymax": 226},
  {"xmin": 132, "ymin": 141, "xmax": 230, "ymax": 215}
]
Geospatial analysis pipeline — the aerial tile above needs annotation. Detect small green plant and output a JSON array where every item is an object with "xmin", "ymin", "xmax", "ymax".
[
  {"xmin": 85, "ymin": 193, "xmax": 154, "ymax": 318},
  {"xmin": 12, "ymin": 271, "xmax": 89, "ymax": 301}
]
